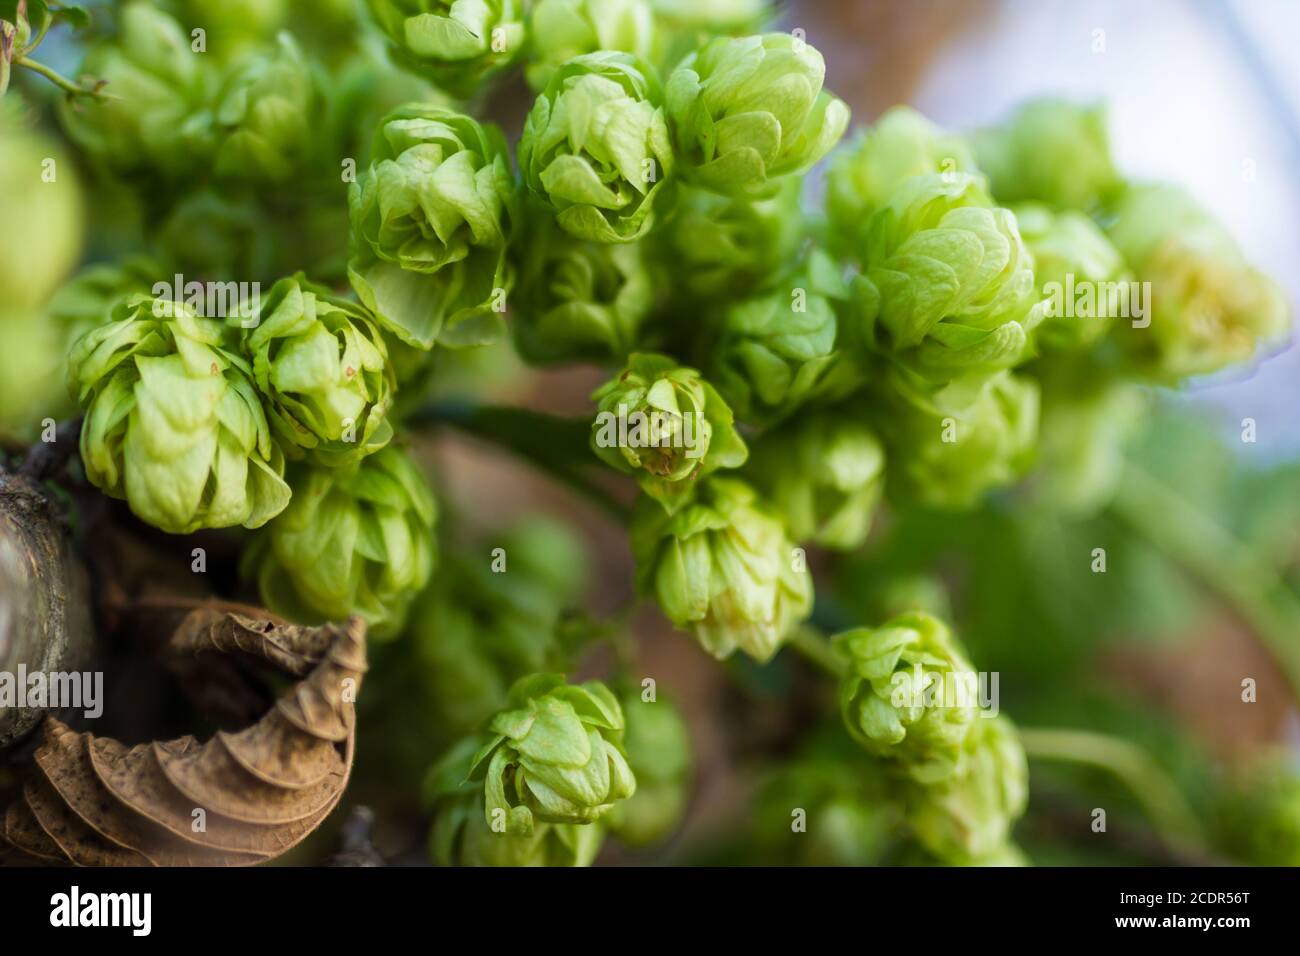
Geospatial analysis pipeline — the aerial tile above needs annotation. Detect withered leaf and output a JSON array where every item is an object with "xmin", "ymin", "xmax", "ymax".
[{"xmin": 1, "ymin": 616, "xmax": 367, "ymax": 867}]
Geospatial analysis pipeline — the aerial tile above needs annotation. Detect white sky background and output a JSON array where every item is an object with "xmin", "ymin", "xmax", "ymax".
[{"xmin": 906, "ymin": 0, "xmax": 1300, "ymax": 460}]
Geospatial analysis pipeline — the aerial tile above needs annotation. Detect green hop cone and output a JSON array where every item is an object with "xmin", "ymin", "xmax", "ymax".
[
  {"xmin": 244, "ymin": 445, "xmax": 437, "ymax": 637},
  {"xmin": 519, "ymin": 51, "xmax": 673, "ymax": 243},
  {"xmin": 0, "ymin": 113, "xmax": 84, "ymax": 311},
  {"xmin": 1014, "ymin": 201, "xmax": 1129, "ymax": 351},
  {"xmin": 211, "ymin": 33, "xmax": 320, "ymax": 186},
  {"xmin": 405, "ymin": 518, "xmax": 589, "ymax": 735},
  {"xmin": 878, "ymin": 369, "xmax": 1039, "ymax": 509},
  {"xmin": 827, "ymin": 106, "xmax": 980, "ymax": 258},
  {"xmin": 711, "ymin": 248, "xmax": 868, "ymax": 423},
  {"xmin": 860, "ymin": 172, "xmax": 1041, "ymax": 384},
  {"xmin": 511, "ymin": 213, "xmax": 655, "ymax": 363},
  {"xmin": 364, "ymin": 0, "xmax": 526, "ymax": 98},
  {"xmin": 1106, "ymin": 183, "xmax": 1290, "ymax": 381},
  {"xmin": 48, "ymin": 256, "xmax": 161, "ymax": 349},
  {"xmin": 425, "ymin": 739, "xmax": 604, "ymax": 866},
  {"xmin": 655, "ymin": 178, "xmax": 803, "ymax": 301},
  {"xmin": 591, "ymin": 353, "xmax": 748, "ymax": 510},
  {"xmin": 348, "ymin": 103, "xmax": 516, "ymax": 350},
  {"xmin": 60, "ymin": 2, "xmax": 215, "ymax": 179},
  {"xmin": 156, "ymin": 191, "xmax": 281, "ymax": 283},
  {"xmin": 68, "ymin": 295, "xmax": 291, "ymax": 534},
  {"xmin": 467, "ymin": 674, "xmax": 636, "ymax": 834},
  {"xmin": 606, "ymin": 690, "xmax": 692, "ymax": 847},
  {"xmin": 834, "ymin": 611, "xmax": 979, "ymax": 783},
  {"xmin": 165, "ymin": 0, "xmax": 290, "ymax": 62},
  {"xmin": 746, "ymin": 411, "xmax": 885, "ymax": 551},
  {"xmin": 908, "ymin": 715, "xmax": 1028, "ymax": 864},
  {"xmin": 631, "ymin": 477, "xmax": 813, "ymax": 661},
  {"xmin": 244, "ymin": 275, "xmax": 395, "ymax": 465},
  {"xmin": 665, "ymin": 32, "xmax": 849, "ymax": 197},
  {"xmin": 974, "ymin": 98, "xmax": 1119, "ymax": 212},
  {"xmin": 526, "ymin": 0, "xmax": 657, "ymax": 92}
]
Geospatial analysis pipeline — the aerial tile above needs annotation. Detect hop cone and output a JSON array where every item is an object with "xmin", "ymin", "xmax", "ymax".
[
  {"xmin": 69, "ymin": 295, "xmax": 291, "ymax": 534},
  {"xmin": 526, "ymin": 0, "xmax": 657, "ymax": 92},
  {"xmin": 467, "ymin": 675, "xmax": 636, "ymax": 834},
  {"xmin": 592, "ymin": 353, "xmax": 748, "ymax": 509},
  {"xmin": 348, "ymin": 103, "xmax": 516, "ymax": 349},
  {"xmin": 834, "ymin": 611, "xmax": 979, "ymax": 783},
  {"xmin": 244, "ymin": 275, "xmax": 395, "ymax": 464},
  {"xmin": 244, "ymin": 445, "xmax": 437, "ymax": 638},
  {"xmin": 665, "ymin": 32, "xmax": 849, "ymax": 196},
  {"xmin": 631, "ymin": 477, "xmax": 812, "ymax": 661}
]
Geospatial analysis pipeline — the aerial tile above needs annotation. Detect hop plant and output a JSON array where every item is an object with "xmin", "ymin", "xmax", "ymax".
[
  {"xmin": 348, "ymin": 103, "xmax": 516, "ymax": 350},
  {"xmin": 1106, "ymin": 183, "xmax": 1290, "ymax": 381},
  {"xmin": 908, "ymin": 715, "xmax": 1028, "ymax": 865},
  {"xmin": 974, "ymin": 98, "xmax": 1119, "ymax": 212},
  {"xmin": 243, "ymin": 275, "xmax": 395, "ymax": 464},
  {"xmin": 464, "ymin": 675, "xmax": 636, "ymax": 835},
  {"xmin": 211, "ymin": 33, "xmax": 319, "ymax": 186},
  {"xmin": 605, "ymin": 691, "xmax": 692, "ymax": 847},
  {"xmin": 68, "ymin": 295, "xmax": 291, "ymax": 534},
  {"xmin": 711, "ymin": 248, "xmax": 867, "ymax": 423},
  {"xmin": 526, "ymin": 0, "xmax": 657, "ymax": 92},
  {"xmin": 631, "ymin": 477, "xmax": 812, "ymax": 661},
  {"xmin": 364, "ymin": 0, "xmax": 526, "ymax": 98},
  {"xmin": 511, "ymin": 214, "xmax": 655, "ymax": 363},
  {"xmin": 519, "ymin": 51, "xmax": 673, "ymax": 243},
  {"xmin": 243, "ymin": 445, "xmax": 437, "ymax": 637},
  {"xmin": 877, "ymin": 370, "xmax": 1039, "ymax": 509},
  {"xmin": 1014, "ymin": 202, "xmax": 1129, "ymax": 351},
  {"xmin": 426, "ymin": 739, "xmax": 604, "ymax": 866},
  {"xmin": 655, "ymin": 178, "xmax": 804, "ymax": 301},
  {"xmin": 860, "ymin": 172, "xmax": 1041, "ymax": 385},
  {"xmin": 59, "ymin": 3, "xmax": 215, "ymax": 179},
  {"xmin": 665, "ymin": 32, "xmax": 849, "ymax": 197},
  {"xmin": 827, "ymin": 106, "xmax": 980, "ymax": 257},
  {"xmin": 591, "ymin": 353, "xmax": 748, "ymax": 510},
  {"xmin": 834, "ymin": 612, "xmax": 980, "ymax": 783},
  {"xmin": 747, "ymin": 411, "xmax": 885, "ymax": 551}
]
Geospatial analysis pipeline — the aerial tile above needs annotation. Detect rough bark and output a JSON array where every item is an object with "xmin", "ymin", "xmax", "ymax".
[{"xmin": 0, "ymin": 470, "xmax": 94, "ymax": 750}]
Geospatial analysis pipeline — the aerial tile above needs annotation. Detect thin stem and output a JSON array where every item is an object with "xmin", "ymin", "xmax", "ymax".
[
  {"xmin": 14, "ymin": 56, "xmax": 115, "ymax": 100},
  {"xmin": 1018, "ymin": 727, "xmax": 1207, "ymax": 854},
  {"xmin": 1109, "ymin": 463, "xmax": 1300, "ymax": 700},
  {"xmin": 787, "ymin": 627, "xmax": 846, "ymax": 679}
]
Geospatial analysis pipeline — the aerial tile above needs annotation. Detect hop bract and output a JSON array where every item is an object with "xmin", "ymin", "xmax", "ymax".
[
  {"xmin": 244, "ymin": 275, "xmax": 395, "ymax": 465},
  {"xmin": 834, "ymin": 611, "xmax": 979, "ymax": 783},
  {"xmin": 974, "ymin": 98, "xmax": 1119, "ymax": 212},
  {"xmin": 211, "ymin": 33, "xmax": 320, "ymax": 186},
  {"xmin": 747, "ymin": 411, "xmax": 885, "ymax": 550},
  {"xmin": 1106, "ymin": 183, "xmax": 1290, "ymax": 381},
  {"xmin": 244, "ymin": 445, "xmax": 437, "ymax": 638},
  {"xmin": 348, "ymin": 104, "xmax": 516, "ymax": 349},
  {"xmin": 364, "ymin": 0, "xmax": 526, "ymax": 98},
  {"xmin": 519, "ymin": 51, "xmax": 673, "ymax": 242},
  {"xmin": 512, "ymin": 214, "xmax": 655, "ymax": 363},
  {"xmin": 426, "ymin": 738, "xmax": 604, "ymax": 866},
  {"xmin": 861, "ymin": 172, "xmax": 1041, "ymax": 384},
  {"xmin": 591, "ymin": 353, "xmax": 748, "ymax": 509},
  {"xmin": 467, "ymin": 675, "xmax": 636, "ymax": 834},
  {"xmin": 526, "ymin": 0, "xmax": 657, "ymax": 92},
  {"xmin": 665, "ymin": 32, "xmax": 849, "ymax": 197},
  {"xmin": 69, "ymin": 295, "xmax": 291, "ymax": 534},
  {"xmin": 631, "ymin": 477, "xmax": 812, "ymax": 661},
  {"xmin": 59, "ymin": 3, "xmax": 215, "ymax": 179},
  {"xmin": 827, "ymin": 106, "xmax": 980, "ymax": 256},
  {"xmin": 908, "ymin": 715, "xmax": 1028, "ymax": 864}
]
